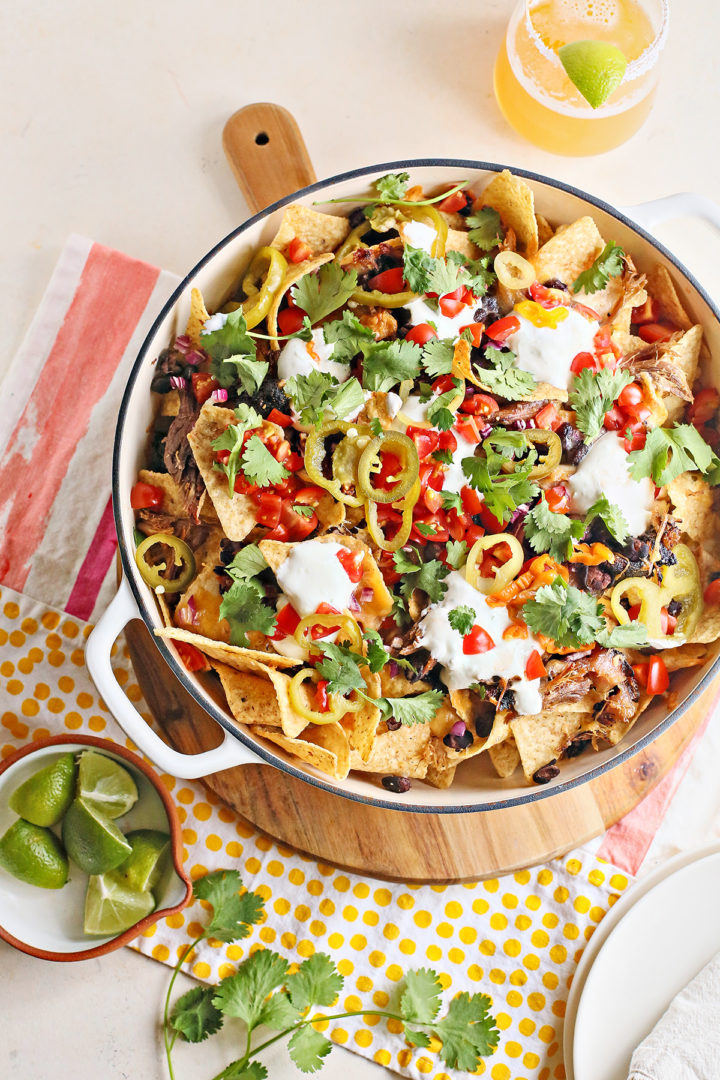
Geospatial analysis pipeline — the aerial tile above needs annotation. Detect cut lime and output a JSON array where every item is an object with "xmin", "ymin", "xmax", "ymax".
[
  {"xmin": 62, "ymin": 797, "xmax": 132, "ymax": 874},
  {"xmin": 84, "ymin": 873, "xmax": 155, "ymax": 936},
  {"xmin": 0, "ymin": 819, "xmax": 69, "ymax": 889},
  {"xmin": 114, "ymin": 829, "xmax": 171, "ymax": 899},
  {"xmin": 8, "ymin": 752, "xmax": 76, "ymax": 827},
  {"xmin": 558, "ymin": 40, "xmax": 628, "ymax": 109},
  {"xmin": 76, "ymin": 750, "xmax": 138, "ymax": 819}
]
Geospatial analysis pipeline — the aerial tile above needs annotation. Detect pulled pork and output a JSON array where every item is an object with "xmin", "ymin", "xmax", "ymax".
[
  {"xmin": 543, "ymin": 648, "xmax": 640, "ymax": 726},
  {"xmin": 163, "ymin": 388, "xmax": 204, "ymax": 522}
]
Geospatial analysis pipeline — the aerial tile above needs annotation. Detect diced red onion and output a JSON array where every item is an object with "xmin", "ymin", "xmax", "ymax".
[
  {"xmin": 478, "ymin": 422, "xmax": 493, "ymax": 439},
  {"xmin": 174, "ymin": 335, "xmax": 192, "ymax": 353},
  {"xmin": 184, "ymin": 349, "xmax": 205, "ymax": 367},
  {"xmin": 360, "ymin": 587, "xmax": 374, "ymax": 603},
  {"xmin": 510, "ymin": 503, "xmax": 529, "ymax": 526},
  {"xmin": 170, "ymin": 375, "xmax": 187, "ymax": 390},
  {"xmin": 210, "ymin": 388, "xmax": 229, "ymax": 404},
  {"xmin": 388, "ymin": 661, "xmax": 399, "ymax": 678},
  {"xmin": 450, "ymin": 720, "xmax": 467, "ymax": 737},
  {"xmin": 186, "ymin": 595, "xmax": 199, "ymax": 624},
  {"xmin": 349, "ymin": 594, "xmax": 361, "ymax": 612}
]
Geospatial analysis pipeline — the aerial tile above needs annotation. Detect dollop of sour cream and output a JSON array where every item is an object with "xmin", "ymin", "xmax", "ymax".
[
  {"xmin": 274, "ymin": 540, "xmax": 356, "ymax": 618},
  {"xmin": 568, "ymin": 432, "xmax": 654, "ymax": 537},
  {"xmin": 404, "ymin": 296, "xmax": 483, "ymax": 341},
  {"xmin": 277, "ymin": 329, "xmax": 349, "ymax": 383},
  {"xmin": 419, "ymin": 572, "xmax": 543, "ymax": 714},
  {"xmin": 506, "ymin": 306, "xmax": 599, "ymax": 390},
  {"xmin": 399, "ymin": 220, "xmax": 437, "ymax": 254},
  {"xmin": 201, "ymin": 311, "xmax": 228, "ymax": 334}
]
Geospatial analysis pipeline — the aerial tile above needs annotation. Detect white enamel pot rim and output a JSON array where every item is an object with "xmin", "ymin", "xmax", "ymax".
[{"xmin": 88, "ymin": 158, "xmax": 720, "ymax": 812}]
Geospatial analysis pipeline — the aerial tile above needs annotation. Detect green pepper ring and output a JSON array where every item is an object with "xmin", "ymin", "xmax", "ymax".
[{"xmin": 135, "ymin": 533, "xmax": 196, "ymax": 594}]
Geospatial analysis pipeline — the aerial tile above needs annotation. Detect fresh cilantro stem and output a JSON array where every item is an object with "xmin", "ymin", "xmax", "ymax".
[
  {"xmin": 163, "ymin": 934, "xmax": 207, "ymax": 1079},
  {"xmin": 321, "ymin": 180, "xmax": 468, "ymax": 207}
]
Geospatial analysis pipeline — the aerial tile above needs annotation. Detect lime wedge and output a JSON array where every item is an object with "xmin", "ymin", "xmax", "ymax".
[
  {"xmin": 62, "ymin": 797, "xmax": 132, "ymax": 874},
  {"xmin": 84, "ymin": 873, "xmax": 155, "ymax": 936},
  {"xmin": 115, "ymin": 829, "xmax": 171, "ymax": 899},
  {"xmin": 558, "ymin": 40, "xmax": 628, "ymax": 109},
  {"xmin": 8, "ymin": 752, "xmax": 76, "ymax": 827},
  {"xmin": 76, "ymin": 750, "xmax": 138, "ymax": 819},
  {"xmin": 0, "ymin": 819, "xmax": 69, "ymax": 889}
]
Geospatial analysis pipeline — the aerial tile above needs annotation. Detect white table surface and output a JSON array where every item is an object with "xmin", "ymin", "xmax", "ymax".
[{"xmin": 2, "ymin": 2, "xmax": 720, "ymax": 1078}]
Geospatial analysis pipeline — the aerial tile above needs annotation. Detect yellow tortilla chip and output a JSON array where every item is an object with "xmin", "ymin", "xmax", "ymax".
[
  {"xmin": 348, "ymin": 723, "xmax": 431, "ymax": 779},
  {"xmin": 660, "ymin": 643, "xmax": 711, "ymax": 671},
  {"xmin": 341, "ymin": 670, "xmax": 381, "ymax": 762},
  {"xmin": 315, "ymin": 493, "xmax": 346, "ymax": 534},
  {"xmin": 174, "ymin": 560, "xmax": 225, "ymax": 641},
  {"xmin": 446, "ymin": 228, "xmax": 480, "ymax": 261},
  {"xmin": 267, "ymin": 253, "xmax": 334, "ymax": 347},
  {"xmin": 270, "ymin": 205, "xmax": 350, "ymax": 257},
  {"xmin": 667, "ymin": 472, "xmax": 715, "ymax": 543},
  {"xmin": 186, "ymin": 287, "xmax": 210, "ymax": 348},
  {"xmin": 689, "ymin": 605, "xmax": 720, "ymax": 646},
  {"xmin": 480, "ymin": 170, "xmax": 539, "ymax": 256},
  {"xmin": 452, "ymin": 337, "xmax": 483, "ymax": 388},
  {"xmin": 663, "ymin": 326, "xmax": 703, "ymax": 422},
  {"xmin": 212, "ymin": 662, "xmax": 284, "ymax": 728},
  {"xmin": 531, "ymin": 216, "xmax": 604, "ymax": 287},
  {"xmin": 251, "ymin": 722, "xmax": 350, "ymax": 780},
  {"xmin": 646, "ymin": 264, "xmax": 693, "ymax": 331},
  {"xmin": 379, "ymin": 666, "xmax": 431, "ymax": 697},
  {"xmin": 424, "ymin": 761, "xmax": 457, "ymax": 789},
  {"xmin": 510, "ymin": 708, "xmax": 593, "ymax": 782},
  {"xmin": 155, "ymin": 626, "xmax": 298, "ymax": 671},
  {"xmin": 535, "ymin": 214, "xmax": 554, "ymax": 247},
  {"xmin": 488, "ymin": 737, "xmax": 521, "ymax": 779}
]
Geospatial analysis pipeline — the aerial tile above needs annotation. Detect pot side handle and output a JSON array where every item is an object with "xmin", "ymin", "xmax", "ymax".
[
  {"xmin": 621, "ymin": 192, "xmax": 720, "ymax": 233},
  {"xmin": 85, "ymin": 578, "xmax": 260, "ymax": 779}
]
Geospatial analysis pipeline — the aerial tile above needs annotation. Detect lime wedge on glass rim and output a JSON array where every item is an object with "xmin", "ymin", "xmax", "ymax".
[
  {"xmin": 114, "ymin": 829, "xmax": 171, "ymax": 899},
  {"xmin": 62, "ymin": 797, "xmax": 132, "ymax": 874},
  {"xmin": 0, "ymin": 819, "xmax": 69, "ymax": 889},
  {"xmin": 8, "ymin": 752, "xmax": 76, "ymax": 827},
  {"xmin": 84, "ymin": 873, "xmax": 155, "ymax": 936},
  {"xmin": 558, "ymin": 40, "xmax": 628, "ymax": 109},
  {"xmin": 76, "ymin": 750, "xmax": 139, "ymax": 819}
]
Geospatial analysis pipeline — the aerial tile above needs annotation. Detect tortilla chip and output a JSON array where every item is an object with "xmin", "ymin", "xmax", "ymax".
[
  {"xmin": 535, "ymin": 214, "xmax": 554, "ymax": 247},
  {"xmin": 252, "ymin": 722, "xmax": 350, "ymax": 780},
  {"xmin": 267, "ymin": 253, "xmax": 334, "ymax": 347},
  {"xmin": 646, "ymin": 264, "xmax": 693, "ymax": 331},
  {"xmin": 667, "ymin": 472, "xmax": 715, "ymax": 543},
  {"xmin": 424, "ymin": 761, "xmax": 457, "ymax": 789},
  {"xmin": 531, "ymin": 216, "xmax": 604, "ymax": 287},
  {"xmin": 636, "ymin": 372, "xmax": 669, "ymax": 428},
  {"xmin": 379, "ymin": 666, "xmax": 431, "ymax": 697},
  {"xmin": 212, "ymin": 662, "xmax": 284, "ymax": 728},
  {"xmin": 186, "ymin": 287, "xmax": 210, "ymax": 348},
  {"xmin": 155, "ymin": 626, "xmax": 298, "ymax": 671},
  {"xmin": 452, "ymin": 337, "xmax": 483, "ymax": 388},
  {"xmin": 480, "ymin": 170, "xmax": 538, "ymax": 256},
  {"xmin": 270, "ymin": 205, "xmax": 350, "ymax": 258},
  {"xmin": 660, "ymin": 643, "xmax": 711, "ymax": 671},
  {"xmin": 341, "ymin": 670, "xmax": 380, "ymax": 762},
  {"xmin": 348, "ymin": 723, "xmax": 431, "ymax": 779},
  {"xmin": 510, "ymin": 708, "xmax": 593, "ymax": 782},
  {"xmin": 663, "ymin": 326, "xmax": 703, "ymax": 422},
  {"xmin": 155, "ymin": 591, "xmax": 174, "ymax": 628},
  {"xmin": 174, "ymin": 560, "xmax": 225, "ymax": 640},
  {"xmin": 315, "ymin": 493, "xmax": 346, "ymax": 533},
  {"xmin": 488, "ymin": 737, "xmax": 520, "ymax": 779},
  {"xmin": 689, "ymin": 605, "xmax": 720, "ymax": 645},
  {"xmin": 446, "ymin": 228, "xmax": 481, "ymax": 261}
]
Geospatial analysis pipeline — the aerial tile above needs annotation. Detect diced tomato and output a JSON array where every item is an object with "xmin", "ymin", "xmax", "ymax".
[
  {"xmin": 266, "ymin": 407, "xmax": 292, "ymax": 427},
  {"xmin": 617, "ymin": 382, "xmax": 643, "ymax": 409},
  {"xmin": 454, "ymin": 414, "xmax": 482, "ymax": 443},
  {"xmin": 191, "ymin": 371, "xmax": 220, "ymax": 405},
  {"xmin": 314, "ymin": 679, "xmax": 330, "ymax": 712},
  {"xmin": 570, "ymin": 352, "xmax": 597, "ymax": 376},
  {"xmin": 215, "ymin": 449, "xmax": 231, "ymax": 468},
  {"xmin": 660, "ymin": 607, "xmax": 678, "ymax": 635},
  {"xmin": 292, "ymin": 484, "xmax": 326, "ymax": 506},
  {"xmin": 461, "ymin": 485, "xmax": 484, "ymax": 516},
  {"xmin": 407, "ymin": 426, "xmax": 440, "ymax": 460},
  {"xmin": 419, "ymin": 462, "xmax": 444, "ymax": 492},
  {"xmin": 130, "ymin": 482, "xmax": 164, "ymax": 510},
  {"xmin": 284, "ymin": 502, "xmax": 318, "ymax": 541},
  {"xmin": 431, "ymin": 374, "xmax": 456, "ymax": 395},
  {"xmin": 690, "ymin": 387, "xmax": 720, "ymax": 425},
  {"xmin": 175, "ymin": 641, "xmax": 210, "ymax": 673},
  {"xmin": 368, "ymin": 267, "xmax": 407, "ymax": 293},
  {"xmin": 603, "ymin": 405, "xmax": 626, "ymax": 431},
  {"xmin": 460, "ymin": 322, "xmax": 485, "ymax": 348},
  {"xmin": 262, "ymin": 522, "xmax": 290, "ymax": 541},
  {"xmin": 272, "ymin": 603, "xmax": 301, "ymax": 638},
  {"xmin": 646, "ymin": 655, "xmax": 669, "ymax": 695},
  {"xmin": 622, "ymin": 428, "xmax": 647, "ymax": 453},
  {"xmin": 438, "ymin": 190, "xmax": 468, "ymax": 213},
  {"xmin": 459, "ymin": 286, "xmax": 476, "ymax": 306},
  {"xmin": 545, "ymin": 484, "xmax": 569, "ymax": 513},
  {"xmin": 460, "ymin": 391, "xmax": 499, "ymax": 417},
  {"xmin": 439, "ymin": 296, "xmax": 465, "ymax": 318},
  {"xmin": 374, "ymin": 450, "xmax": 404, "ymax": 495},
  {"xmin": 631, "ymin": 297, "xmax": 660, "ymax": 325},
  {"xmin": 405, "ymin": 323, "xmax": 438, "ymax": 346},
  {"xmin": 525, "ymin": 649, "xmax": 547, "ymax": 680},
  {"xmin": 423, "ymin": 486, "xmax": 444, "ymax": 513},
  {"xmin": 534, "ymin": 403, "xmax": 561, "ymax": 430},
  {"xmin": 411, "ymin": 512, "xmax": 449, "ymax": 543},
  {"xmin": 464, "ymin": 522, "xmax": 486, "ymax": 546},
  {"xmin": 474, "ymin": 503, "xmax": 505, "ymax": 534},
  {"xmin": 285, "ymin": 452, "xmax": 304, "ymax": 472},
  {"xmin": 277, "ymin": 306, "xmax": 307, "ymax": 335},
  {"xmin": 593, "ymin": 325, "xmax": 621, "ymax": 367},
  {"xmin": 485, "ymin": 315, "xmax": 520, "ymax": 343},
  {"xmin": 462, "ymin": 625, "xmax": 495, "ymax": 655},
  {"xmin": 255, "ymin": 492, "xmax": 283, "ymax": 528},
  {"xmin": 638, "ymin": 323, "xmax": 675, "ymax": 344},
  {"xmin": 438, "ymin": 429, "xmax": 458, "ymax": 453},
  {"xmin": 336, "ymin": 547, "xmax": 364, "ymax": 583},
  {"xmin": 632, "ymin": 662, "xmax": 648, "ymax": 688},
  {"xmin": 310, "ymin": 603, "xmax": 341, "ymax": 640},
  {"xmin": 529, "ymin": 282, "xmax": 563, "ymax": 309},
  {"xmin": 446, "ymin": 508, "xmax": 470, "ymax": 542},
  {"xmin": 572, "ymin": 301, "xmax": 600, "ymax": 321},
  {"xmin": 627, "ymin": 604, "xmax": 641, "ymax": 620},
  {"xmin": 704, "ymin": 578, "xmax": 720, "ymax": 605},
  {"xmin": 287, "ymin": 237, "xmax": 313, "ymax": 264}
]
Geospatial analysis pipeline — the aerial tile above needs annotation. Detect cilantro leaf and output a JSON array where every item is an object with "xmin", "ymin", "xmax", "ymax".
[
  {"xmin": 202, "ymin": 310, "xmax": 257, "ymax": 389},
  {"xmin": 377, "ymin": 690, "xmax": 444, "ymax": 727},
  {"xmin": 627, "ymin": 423, "xmax": 716, "ymax": 487},
  {"xmin": 193, "ymin": 870, "xmax": 265, "ymax": 943},
  {"xmin": 477, "ymin": 345, "xmax": 537, "ymax": 399},
  {"xmin": 170, "ymin": 986, "xmax": 224, "ymax": 1043},
  {"xmin": 448, "ymin": 606, "xmax": 476, "ymax": 636},
  {"xmin": 288, "ymin": 1025, "xmax": 332, "ymax": 1074},
  {"xmin": 286, "ymin": 953, "xmax": 343, "ymax": 1011},
  {"xmin": 462, "ymin": 457, "xmax": 539, "ymax": 524},
  {"xmin": 292, "ymin": 503, "xmax": 314, "ymax": 518},
  {"xmin": 446, "ymin": 249, "xmax": 494, "ymax": 296},
  {"xmin": 445, "ymin": 539, "xmax": 468, "ymax": 569},
  {"xmin": 524, "ymin": 496, "xmax": 585, "ymax": 562},
  {"xmin": 230, "ymin": 357, "xmax": 269, "ymax": 397},
  {"xmin": 370, "ymin": 417, "xmax": 383, "ymax": 436},
  {"xmin": 433, "ymin": 992, "xmax": 500, "ymax": 1069},
  {"xmin": 466, "ymin": 207, "xmax": 504, "ymax": 251},
  {"xmin": 213, "ymin": 950, "xmax": 290, "ymax": 1029},
  {"xmin": 362, "ymin": 339, "xmax": 422, "ymax": 392},
  {"xmin": 256, "ymin": 992, "xmax": 300, "ymax": 1031},
  {"xmin": 569, "ymin": 366, "xmax": 633, "ymax": 440},
  {"xmin": 225, "ymin": 544, "xmax": 269, "ymax": 583},
  {"xmin": 322, "ymin": 310, "xmax": 374, "ymax": 363},
  {"xmin": 313, "ymin": 642, "xmax": 367, "ymax": 698},
  {"xmin": 211, "ymin": 404, "xmax": 262, "ymax": 495},
  {"xmin": 376, "ymin": 171, "xmax": 410, "ymax": 202},
  {"xmin": 402, "ymin": 246, "xmax": 435, "ymax": 294},
  {"xmin": 400, "ymin": 968, "xmax": 443, "ymax": 1025},
  {"xmin": 482, "ymin": 428, "xmax": 532, "ymax": 463},
  {"xmin": 285, "ymin": 370, "xmax": 365, "ymax": 425},
  {"xmin": 422, "ymin": 338, "xmax": 455, "ymax": 378},
  {"xmin": 241, "ymin": 435, "xmax": 290, "ymax": 488},
  {"xmin": 572, "ymin": 241, "xmax": 625, "ymax": 295},
  {"xmin": 363, "ymin": 629, "xmax": 391, "ymax": 674},
  {"xmin": 521, "ymin": 576, "xmax": 604, "ymax": 648},
  {"xmin": 584, "ymin": 494, "xmax": 629, "ymax": 544},
  {"xmin": 596, "ymin": 621, "xmax": 648, "ymax": 648},
  {"xmin": 432, "ymin": 447, "xmax": 453, "ymax": 465},
  {"xmin": 291, "ymin": 263, "xmax": 358, "ymax": 324},
  {"xmin": 219, "ymin": 579, "xmax": 277, "ymax": 647},
  {"xmin": 426, "ymin": 256, "xmax": 468, "ymax": 297},
  {"xmin": 441, "ymin": 490, "xmax": 464, "ymax": 514},
  {"xmin": 218, "ymin": 1061, "xmax": 268, "ymax": 1080},
  {"xmin": 427, "ymin": 386, "xmax": 459, "ymax": 431},
  {"xmin": 394, "ymin": 548, "xmax": 450, "ymax": 602}
]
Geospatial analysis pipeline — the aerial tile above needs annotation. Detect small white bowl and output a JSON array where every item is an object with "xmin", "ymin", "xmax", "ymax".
[{"xmin": 0, "ymin": 735, "xmax": 191, "ymax": 961}]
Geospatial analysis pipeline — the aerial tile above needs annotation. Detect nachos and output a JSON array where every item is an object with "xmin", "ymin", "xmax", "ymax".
[{"xmin": 131, "ymin": 169, "xmax": 720, "ymax": 790}]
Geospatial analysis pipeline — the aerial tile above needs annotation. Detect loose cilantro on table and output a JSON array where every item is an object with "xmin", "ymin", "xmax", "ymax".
[
  {"xmin": 448, "ymin": 606, "xmax": 476, "ymax": 636},
  {"xmin": 421, "ymin": 338, "xmax": 455, "ymax": 378},
  {"xmin": 476, "ymin": 345, "xmax": 537, "ymax": 399},
  {"xmin": 572, "ymin": 241, "xmax": 625, "ymax": 295},
  {"xmin": 465, "ymin": 207, "xmax": 504, "ymax": 252},
  {"xmin": 627, "ymin": 423, "xmax": 720, "ymax": 487},
  {"xmin": 462, "ymin": 456, "xmax": 539, "ymax": 525},
  {"xmin": 163, "ymin": 869, "xmax": 498, "ymax": 1079},
  {"xmin": 393, "ymin": 546, "xmax": 450, "ymax": 602},
  {"xmin": 584, "ymin": 494, "xmax": 629, "ymax": 544},
  {"xmin": 524, "ymin": 496, "xmax": 586, "ymax": 562},
  {"xmin": 284, "ymin": 370, "xmax": 365, "ymax": 425},
  {"xmin": 361, "ymin": 339, "xmax": 422, "ymax": 392},
  {"xmin": 321, "ymin": 310, "xmax": 374, "ymax": 363},
  {"xmin": 569, "ymin": 366, "xmax": 633, "ymax": 440},
  {"xmin": 445, "ymin": 539, "xmax": 469, "ymax": 569},
  {"xmin": 241, "ymin": 435, "xmax": 290, "ymax": 488},
  {"xmin": 291, "ymin": 262, "xmax": 358, "ymax": 324},
  {"xmin": 211, "ymin": 403, "xmax": 263, "ymax": 495},
  {"xmin": 521, "ymin": 576, "xmax": 648, "ymax": 650}
]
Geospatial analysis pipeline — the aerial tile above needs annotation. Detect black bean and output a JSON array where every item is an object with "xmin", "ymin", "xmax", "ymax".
[
  {"xmin": 667, "ymin": 599, "xmax": 682, "ymax": 617},
  {"xmin": 564, "ymin": 735, "xmax": 592, "ymax": 758},
  {"xmin": 542, "ymin": 278, "xmax": 568, "ymax": 291},
  {"xmin": 457, "ymin": 192, "xmax": 475, "ymax": 217},
  {"xmin": 385, "ymin": 718, "xmax": 402, "ymax": 731},
  {"xmin": 474, "ymin": 714, "xmax": 494, "ymax": 739},
  {"xmin": 348, "ymin": 207, "xmax": 367, "ymax": 229},
  {"xmin": 582, "ymin": 565, "xmax": 613, "ymax": 595},
  {"xmin": 473, "ymin": 295, "xmax": 500, "ymax": 324},
  {"xmin": 557, "ymin": 422, "xmax": 588, "ymax": 465},
  {"xmin": 382, "ymin": 776, "xmax": 411, "ymax": 793},
  {"xmin": 443, "ymin": 730, "xmax": 474, "ymax": 751},
  {"xmin": 394, "ymin": 307, "xmax": 412, "ymax": 327},
  {"xmin": 532, "ymin": 761, "xmax": 560, "ymax": 784}
]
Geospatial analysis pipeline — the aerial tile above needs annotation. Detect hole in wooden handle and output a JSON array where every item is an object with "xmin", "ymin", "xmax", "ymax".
[{"xmin": 255, "ymin": 132, "xmax": 269, "ymax": 146}]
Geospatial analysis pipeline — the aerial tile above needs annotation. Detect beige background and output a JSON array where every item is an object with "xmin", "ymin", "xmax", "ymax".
[{"xmin": 2, "ymin": 1, "xmax": 719, "ymax": 1077}]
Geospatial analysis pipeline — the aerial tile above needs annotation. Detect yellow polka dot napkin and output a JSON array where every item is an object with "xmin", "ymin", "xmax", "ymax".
[{"xmin": 0, "ymin": 583, "xmax": 635, "ymax": 1080}]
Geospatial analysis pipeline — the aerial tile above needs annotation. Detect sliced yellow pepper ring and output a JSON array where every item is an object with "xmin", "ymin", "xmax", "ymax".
[
  {"xmin": 294, "ymin": 613, "xmax": 364, "ymax": 654},
  {"xmin": 288, "ymin": 669, "xmax": 349, "ymax": 726},
  {"xmin": 403, "ymin": 204, "xmax": 448, "ymax": 258},
  {"xmin": 357, "ymin": 431, "xmax": 419, "ymax": 504},
  {"xmin": 135, "ymin": 534, "xmax": 196, "ymax": 594},
  {"xmin": 304, "ymin": 421, "xmax": 370, "ymax": 508},
  {"xmin": 659, "ymin": 543, "xmax": 702, "ymax": 639},
  {"xmin": 240, "ymin": 246, "xmax": 288, "ymax": 329},
  {"xmin": 494, "ymin": 251, "xmax": 535, "ymax": 291},
  {"xmin": 525, "ymin": 430, "xmax": 562, "ymax": 479},
  {"xmin": 610, "ymin": 578, "xmax": 665, "ymax": 639},
  {"xmin": 465, "ymin": 534, "xmax": 524, "ymax": 596},
  {"xmin": 348, "ymin": 287, "xmax": 418, "ymax": 309},
  {"xmin": 337, "ymin": 222, "xmax": 372, "ymax": 260},
  {"xmin": 514, "ymin": 299, "xmax": 569, "ymax": 329},
  {"xmin": 365, "ymin": 478, "xmax": 420, "ymax": 553}
]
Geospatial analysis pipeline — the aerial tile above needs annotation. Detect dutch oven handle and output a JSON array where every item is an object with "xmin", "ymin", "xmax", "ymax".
[
  {"xmin": 86, "ymin": 578, "xmax": 260, "ymax": 779},
  {"xmin": 621, "ymin": 191, "xmax": 720, "ymax": 233}
]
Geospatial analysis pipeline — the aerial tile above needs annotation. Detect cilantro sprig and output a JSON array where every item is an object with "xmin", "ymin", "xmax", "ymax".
[
  {"xmin": 291, "ymin": 263, "xmax": 358, "ymax": 324},
  {"xmin": 461, "ymin": 455, "xmax": 539, "ymax": 525},
  {"xmin": 525, "ymin": 496, "xmax": 585, "ymax": 562},
  {"xmin": 164, "ymin": 869, "xmax": 499, "ymax": 1079},
  {"xmin": 569, "ymin": 366, "xmax": 633, "ymax": 440},
  {"xmin": 627, "ymin": 423, "xmax": 720, "ymax": 487},
  {"xmin": 393, "ymin": 546, "xmax": 450, "ymax": 602},
  {"xmin": 521, "ymin": 576, "xmax": 647, "ymax": 650},
  {"xmin": 218, "ymin": 548, "xmax": 276, "ymax": 647},
  {"xmin": 324, "ymin": 174, "xmax": 468, "ymax": 211},
  {"xmin": 211, "ymin": 403, "xmax": 263, "ymax": 496},
  {"xmin": 284, "ymin": 370, "xmax": 366, "ymax": 425},
  {"xmin": 572, "ymin": 241, "xmax": 625, "ymax": 295},
  {"xmin": 465, "ymin": 207, "xmax": 504, "ymax": 252},
  {"xmin": 361, "ymin": 339, "xmax": 422, "ymax": 392},
  {"xmin": 477, "ymin": 345, "xmax": 537, "ymax": 399},
  {"xmin": 448, "ymin": 606, "xmax": 476, "ymax": 636}
]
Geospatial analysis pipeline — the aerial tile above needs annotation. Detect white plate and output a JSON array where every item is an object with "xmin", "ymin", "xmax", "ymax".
[{"xmin": 566, "ymin": 843, "xmax": 720, "ymax": 1080}]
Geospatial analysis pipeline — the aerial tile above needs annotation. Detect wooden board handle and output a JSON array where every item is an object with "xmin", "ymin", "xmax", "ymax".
[{"xmin": 222, "ymin": 104, "xmax": 317, "ymax": 214}]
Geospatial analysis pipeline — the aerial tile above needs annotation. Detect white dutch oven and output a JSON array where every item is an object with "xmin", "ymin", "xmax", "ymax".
[{"xmin": 86, "ymin": 161, "xmax": 720, "ymax": 812}]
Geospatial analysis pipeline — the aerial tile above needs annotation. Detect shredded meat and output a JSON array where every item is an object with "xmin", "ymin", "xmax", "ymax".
[
  {"xmin": 492, "ymin": 400, "xmax": 549, "ymax": 426},
  {"xmin": 163, "ymin": 388, "xmax": 204, "ymax": 522},
  {"xmin": 135, "ymin": 509, "xmax": 210, "ymax": 551},
  {"xmin": 339, "ymin": 239, "xmax": 403, "ymax": 274},
  {"xmin": 543, "ymin": 648, "xmax": 639, "ymax": 726},
  {"xmin": 355, "ymin": 305, "xmax": 397, "ymax": 341},
  {"xmin": 620, "ymin": 343, "xmax": 693, "ymax": 401}
]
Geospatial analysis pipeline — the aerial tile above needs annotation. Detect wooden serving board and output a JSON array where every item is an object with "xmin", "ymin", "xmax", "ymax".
[{"xmin": 124, "ymin": 104, "xmax": 715, "ymax": 882}]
